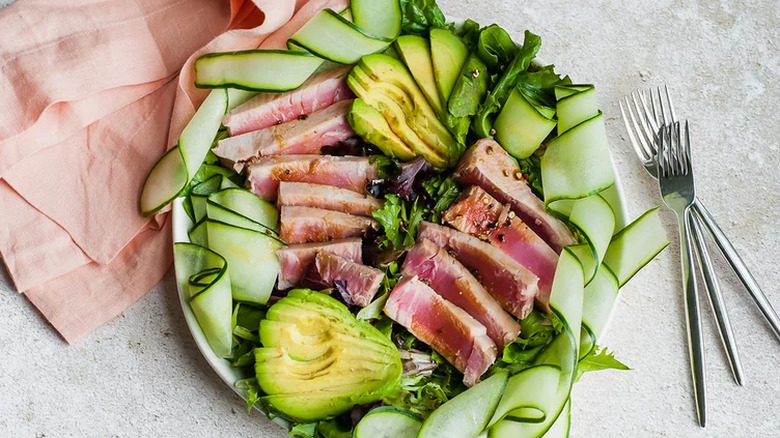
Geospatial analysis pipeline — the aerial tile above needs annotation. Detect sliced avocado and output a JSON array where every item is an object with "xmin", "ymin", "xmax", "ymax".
[
  {"xmin": 430, "ymin": 28, "xmax": 469, "ymax": 104},
  {"xmin": 395, "ymin": 35, "xmax": 443, "ymax": 115},
  {"xmin": 448, "ymin": 54, "xmax": 489, "ymax": 117},
  {"xmin": 255, "ymin": 289, "xmax": 402, "ymax": 422},
  {"xmin": 348, "ymin": 99, "xmax": 417, "ymax": 160},
  {"xmin": 350, "ymin": 67, "xmax": 448, "ymax": 167},
  {"xmin": 347, "ymin": 54, "xmax": 461, "ymax": 168}
]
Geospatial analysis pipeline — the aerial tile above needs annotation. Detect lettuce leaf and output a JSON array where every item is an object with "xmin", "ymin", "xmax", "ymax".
[
  {"xmin": 422, "ymin": 175, "xmax": 461, "ymax": 222},
  {"xmin": 289, "ymin": 422, "xmax": 317, "ymax": 438},
  {"xmin": 517, "ymin": 153, "xmax": 543, "ymax": 198},
  {"xmin": 474, "ymin": 30, "xmax": 542, "ymax": 138},
  {"xmin": 493, "ymin": 311, "xmax": 558, "ymax": 373},
  {"xmin": 372, "ymin": 194, "xmax": 405, "ymax": 249},
  {"xmin": 399, "ymin": 0, "xmax": 446, "ymax": 35},
  {"xmin": 477, "ymin": 24, "xmax": 517, "ymax": 68},
  {"xmin": 576, "ymin": 347, "xmax": 630, "ymax": 381},
  {"xmin": 383, "ymin": 352, "xmax": 466, "ymax": 418},
  {"xmin": 315, "ymin": 419, "xmax": 352, "ymax": 438},
  {"xmin": 404, "ymin": 200, "xmax": 427, "ymax": 247}
]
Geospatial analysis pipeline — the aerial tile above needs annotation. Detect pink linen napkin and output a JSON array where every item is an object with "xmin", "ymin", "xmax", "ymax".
[{"xmin": 0, "ymin": 0, "xmax": 345, "ymax": 342}]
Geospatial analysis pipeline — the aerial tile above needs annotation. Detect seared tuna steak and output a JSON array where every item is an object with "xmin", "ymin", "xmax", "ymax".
[
  {"xmin": 223, "ymin": 65, "xmax": 354, "ymax": 136},
  {"xmin": 275, "ymin": 238, "xmax": 362, "ymax": 290},
  {"xmin": 444, "ymin": 186, "xmax": 558, "ymax": 310},
  {"xmin": 417, "ymin": 222, "xmax": 539, "ymax": 320},
  {"xmin": 277, "ymin": 181, "xmax": 382, "ymax": 217},
  {"xmin": 315, "ymin": 252, "xmax": 384, "ymax": 307},
  {"xmin": 279, "ymin": 206, "xmax": 377, "ymax": 244},
  {"xmin": 245, "ymin": 155, "xmax": 379, "ymax": 200},
  {"xmin": 454, "ymin": 139, "xmax": 576, "ymax": 252},
  {"xmin": 384, "ymin": 275, "xmax": 497, "ymax": 386},
  {"xmin": 403, "ymin": 239, "xmax": 520, "ymax": 349},
  {"xmin": 214, "ymin": 100, "xmax": 355, "ymax": 172}
]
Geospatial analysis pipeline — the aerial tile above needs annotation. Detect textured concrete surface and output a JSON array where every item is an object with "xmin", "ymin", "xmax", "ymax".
[{"xmin": 1, "ymin": 0, "xmax": 779, "ymax": 437}]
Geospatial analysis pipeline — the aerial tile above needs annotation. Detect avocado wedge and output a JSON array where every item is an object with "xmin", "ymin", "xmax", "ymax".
[
  {"xmin": 255, "ymin": 289, "xmax": 402, "ymax": 422},
  {"xmin": 348, "ymin": 99, "xmax": 417, "ymax": 160},
  {"xmin": 430, "ymin": 28, "xmax": 469, "ymax": 104},
  {"xmin": 395, "ymin": 35, "xmax": 444, "ymax": 115},
  {"xmin": 347, "ymin": 54, "xmax": 461, "ymax": 168}
]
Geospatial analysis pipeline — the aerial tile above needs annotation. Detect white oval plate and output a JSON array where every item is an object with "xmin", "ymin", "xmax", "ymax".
[{"xmin": 171, "ymin": 31, "xmax": 629, "ymax": 426}]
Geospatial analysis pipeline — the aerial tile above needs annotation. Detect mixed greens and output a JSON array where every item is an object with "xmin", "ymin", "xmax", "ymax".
[{"xmin": 146, "ymin": 0, "xmax": 672, "ymax": 437}]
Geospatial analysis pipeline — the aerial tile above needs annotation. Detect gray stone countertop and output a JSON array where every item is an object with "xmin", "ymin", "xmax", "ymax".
[{"xmin": 1, "ymin": 0, "xmax": 778, "ymax": 436}]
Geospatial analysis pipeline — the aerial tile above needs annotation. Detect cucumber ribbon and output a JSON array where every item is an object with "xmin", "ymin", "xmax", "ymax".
[
  {"xmin": 174, "ymin": 242, "xmax": 234, "ymax": 358},
  {"xmin": 487, "ymin": 85, "xmax": 669, "ymax": 437},
  {"xmin": 195, "ymin": 1, "xmax": 401, "ymax": 91},
  {"xmin": 140, "ymin": 0, "xmax": 403, "ymax": 216}
]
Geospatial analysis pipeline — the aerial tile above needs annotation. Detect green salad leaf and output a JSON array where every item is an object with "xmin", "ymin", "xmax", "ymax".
[
  {"xmin": 517, "ymin": 152, "xmax": 543, "ymax": 198},
  {"xmin": 493, "ymin": 311, "xmax": 559, "ymax": 373},
  {"xmin": 289, "ymin": 422, "xmax": 317, "ymax": 438},
  {"xmin": 370, "ymin": 154, "xmax": 401, "ymax": 179},
  {"xmin": 315, "ymin": 419, "xmax": 353, "ymax": 438},
  {"xmin": 235, "ymin": 377, "xmax": 263, "ymax": 413},
  {"xmin": 372, "ymin": 185, "xmax": 458, "ymax": 250},
  {"xmin": 422, "ymin": 176, "xmax": 461, "ymax": 222},
  {"xmin": 515, "ymin": 64, "xmax": 571, "ymax": 105},
  {"xmin": 383, "ymin": 351, "xmax": 467, "ymax": 418},
  {"xmin": 477, "ymin": 24, "xmax": 517, "ymax": 68},
  {"xmin": 357, "ymin": 291, "xmax": 391, "ymax": 320},
  {"xmin": 405, "ymin": 199, "xmax": 427, "ymax": 247},
  {"xmin": 372, "ymin": 194, "xmax": 405, "ymax": 249},
  {"xmin": 576, "ymin": 347, "xmax": 630, "ymax": 381},
  {"xmin": 457, "ymin": 19, "xmax": 481, "ymax": 49},
  {"xmin": 399, "ymin": 0, "xmax": 446, "ymax": 35},
  {"xmin": 474, "ymin": 30, "xmax": 542, "ymax": 138}
]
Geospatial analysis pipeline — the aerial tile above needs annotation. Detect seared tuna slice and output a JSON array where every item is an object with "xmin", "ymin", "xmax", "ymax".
[
  {"xmin": 384, "ymin": 276, "xmax": 497, "ymax": 386},
  {"xmin": 245, "ymin": 155, "xmax": 378, "ymax": 200},
  {"xmin": 223, "ymin": 65, "xmax": 354, "ymax": 136},
  {"xmin": 417, "ymin": 222, "xmax": 539, "ymax": 320},
  {"xmin": 279, "ymin": 206, "xmax": 377, "ymax": 244},
  {"xmin": 454, "ymin": 139, "xmax": 576, "ymax": 252},
  {"xmin": 214, "ymin": 100, "xmax": 355, "ymax": 172},
  {"xmin": 403, "ymin": 239, "xmax": 520, "ymax": 349},
  {"xmin": 275, "ymin": 238, "xmax": 362, "ymax": 290},
  {"xmin": 277, "ymin": 182, "xmax": 382, "ymax": 217},
  {"xmin": 444, "ymin": 186, "xmax": 558, "ymax": 310},
  {"xmin": 315, "ymin": 252, "xmax": 384, "ymax": 307}
]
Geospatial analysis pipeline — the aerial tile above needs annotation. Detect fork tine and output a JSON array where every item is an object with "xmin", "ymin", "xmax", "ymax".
[
  {"xmin": 649, "ymin": 89, "xmax": 660, "ymax": 128},
  {"xmin": 619, "ymin": 100, "xmax": 650, "ymax": 162},
  {"xmin": 657, "ymin": 87, "xmax": 669, "ymax": 126},
  {"xmin": 657, "ymin": 124, "xmax": 667, "ymax": 177},
  {"xmin": 665, "ymin": 85, "xmax": 678, "ymax": 123},
  {"xmin": 683, "ymin": 120, "xmax": 692, "ymax": 175},
  {"xmin": 673, "ymin": 121, "xmax": 683, "ymax": 175},
  {"xmin": 630, "ymin": 91, "xmax": 657, "ymax": 156},
  {"xmin": 637, "ymin": 90, "xmax": 659, "ymax": 132},
  {"xmin": 624, "ymin": 96, "xmax": 654, "ymax": 161}
]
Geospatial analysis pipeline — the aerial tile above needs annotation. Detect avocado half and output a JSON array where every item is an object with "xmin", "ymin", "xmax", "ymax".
[{"xmin": 255, "ymin": 289, "xmax": 402, "ymax": 422}]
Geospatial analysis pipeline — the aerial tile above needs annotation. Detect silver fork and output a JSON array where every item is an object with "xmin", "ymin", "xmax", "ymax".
[
  {"xmin": 620, "ymin": 88, "xmax": 780, "ymax": 346},
  {"xmin": 657, "ymin": 121, "xmax": 707, "ymax": 427},
  {"xmin": 621, "ymin": 88, "xmax": 743, "ymax": 385},
  {"xmin": 620, "ymin": 87, "xmax": 780, "ymax": 384}
]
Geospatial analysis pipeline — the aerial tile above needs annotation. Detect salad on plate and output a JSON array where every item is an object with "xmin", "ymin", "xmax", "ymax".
[{"xmin": 140, "ymin": 0, "xmax": 669, "ymax": 436}]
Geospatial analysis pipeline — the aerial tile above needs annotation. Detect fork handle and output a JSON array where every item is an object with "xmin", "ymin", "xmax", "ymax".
[
  {"xmin": 680, "ymin": 208, "xmax": 706, "ymax": 427},
  {"xmin": 689, "ymin": 212, "xmax": 744, "ymax": 386},
  {"xmin": 691, "ymin": 199, "xmax": 780, "ymax": 342}
]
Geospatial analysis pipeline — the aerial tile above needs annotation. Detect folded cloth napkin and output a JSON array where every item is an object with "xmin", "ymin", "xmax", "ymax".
[{"xmin": 0, "ymin": 0, "xmax": 346, "ymax": 342}]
